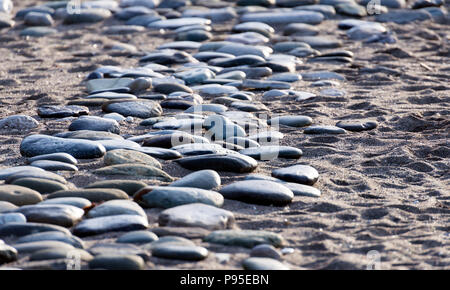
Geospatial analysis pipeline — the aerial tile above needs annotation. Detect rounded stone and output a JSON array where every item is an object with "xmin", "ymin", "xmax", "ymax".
[
  {"xmin": 169, "ymin": 170, "xmax": 221, "ymax": 190},
  {"xmin": 87, "ymin": 200, "xmax": 146, "ymax": 219},
  {"xmin": 47, "ymin": 188, "xmax": 129, "ymax": 203},
  {"xmin": 116, "ymin": 230, "xmax": 159, "ymax": 244},
  {"xmin": 242, "ymin": 257, "xmax": 289, "ymax": 270},
  {"xmin": 86, "ymin": 180, "xmax": 147, "ymax": 196},
  {"xmin": 219, "ymin": 180, "xmax": 294, "ymax": 206},
  {"xmin": 89, "ymin": 254, "xmax": 145, "ymax": 270},
  {"xmin": 10, "ymin": 178, "xmax": 68, "ymax": 194},
  {"xmin": 0, "ymin": 185, "xmax": 43, "ymax": 206},
  {"xmin": 272, "ymin": 164, "xmax": 319, "ymax": 185},
  {"xmin": 103, "ymin": 149, "xmax": 162, "ymax": 169}
]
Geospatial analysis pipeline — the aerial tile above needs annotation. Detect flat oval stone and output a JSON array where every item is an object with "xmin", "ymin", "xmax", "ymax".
[
  {"xmin": 30, "ymin": 160, "xmax": 78, "ymax": 172},
  {"xmin": 239, "ymin": 146, "xmax": 303, "ymax": 160},
  {"xmin": 204, "ymin": 230, "xmax": 285, "ymax": 248},
  {"xmin": 69, "ymin": 116, "xmax": 120, "ymax": 134},
  {"xmin": 220, "ymin": 180, "xmax": 293, "ymax": 206},
  {"xmin": 154, "ymin": 83, "xmax": 193, "ymax": 94},
  {"xmin": 243, "ymin": 79, "xmax": 291, "ymax": 90},
  {"xmin": 148, "ymin": 17, "xmax": 211, "ymax": 29},
  {"xmin": 226, "ymin": 137, "xmax": 260, "ymax": 148},
  {"xmin": 117, "ymin": 230, "xmax": 158, "ymax": 244},
  {"xmin": 0, "ymin": 201, "xmax": 18, "ymax": 213},
  {"xmin": 39, "ymin": 197, "xmax": 92, "ymax": 209},
  {"xmin": 169, "ymin": 170, "xmax": 221, "ymax": 190},
  {"xmin": 139, "ymin": 187, "xmax": 224, "ymax": 208},
  {"xmin": 63, "ymin": 8, "xmax": 112, "ymax": 24},
  {"xmin": 19, "ymin": 27, "xmax": 57, "ymax": 37},
  {"xmin": 0, "ymin": 185, "xmax": 43, "ymax": 206},
  {"xmin": 55, "ymin": 130, "xmax": 124, "ymax": 141},
  {"xmin": 86, "ymin": 180, "xmax": 147, "ymax": 196},
  {"xmin": 136, "ymin": 147, "xmax": 182, "ymax": 160},
  {"xmin": 158, "ymin": 203, "xmax": 235, "ymax": 230},
  {"xmin": 269, "ymin": 115, "xmax": 313, "ymax": 127},
  {"xmin": 0, "ymin": 213, "xmax": 26, "ymax": 225},
  {"xmin": 87, "ymin": 200, "xmax": 146, "ymax": 218},
  {"xmin": 16, "ymin": 231, "xmax": 85, "ymax": 249},
  {"xmin": 88, "ymin": 242, "xmax": 150, "ymax": 260},
  {"xmin": 5, "ymin": 170, "xmax": 67, "ymax": 185},
  {"xmin": 0, "ymin": 115, "xmax": 39, "ymax": 131},
  {"xmin": 37, "ymin": 105, "xmax": 89, "ymax": 118},
  {"xmin": 151, "ymin": 244, "xmax": 209, "ymax": 261},
  {"xmin": 172, "ymin": 143, "xmax": 225, "ymax": 156},
  {"xmin": 104, "ymin": 149, "xmax": 161, "ymax": 168},
  {"xmin": 30, "ymin": 248, "xmax": 93, "ymax": 262},
  {"xmin": 150, "ymin": 227, "xmax": 210, "ymax": 239},
  {"xmin": 272, "ymin": 164, "xmax": 319, "ymax": 185},
  {"xmin": 304, "ymin": 125, "xmax": 347, "ymax": 134},
  {"xmin": 13, "ymin": 204, "xmax": 85, "ymax": 227},
  {"xmin": 0, "ymin": 222, "xmax": 71, "ymax": 238},
  {"xmin": 102, "ymin": 100, "xmax": 162, "ymax": 119},
  {"xmin": 243, "ymin": 257, "xmax": 289, "ymax": 270},
  {"xmin": 20, "ymin": 134, "xmax": 106, "ymax": 159},
  {"xmin": 143, "ymin": 133, "xmax": 195, "ymax": 149},
  {"xmin": 47, "ymin": 188, "xmax": 129, "ymax": 203},
  {"xmin": 94, "ymin": 164, "xmax": 173, "ymax": 182},
  {"xmin": 175, "ymin": 153, "xmax": 258, "ymax": 173},
  {"xmin": 89, "ymin": 254, "xmax": 145, "ymax": 270},
  {"xmin": 12, "ymin": 240, "xmax": 75, "ymax": 255},
  {"xmin": 250, "ymin": 244, "xmax": 282, "ymax": 260},
  {"xmin": 241, "ymin": 10, "xmax": 323, "ymax": 25},
  {"xmin": 28, "ymin": 153, "xmax": 77, "ymax": 165},
  {"xmin": 73, "ymin": 214, "xmax": 149, "ymax": 237},
  {"xmin": 336, "ymin": 121, "xmax": 378, "ymax": 132}
]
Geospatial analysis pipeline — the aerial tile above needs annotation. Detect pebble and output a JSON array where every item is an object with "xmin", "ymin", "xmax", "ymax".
[
  {"xmin": 24, "ymin": 12, "xmax": 54, "ymax": 26},
  {"xmin": 19, "ymin": 27, "xmax": 57, "ymax": 37},
  {"xmin": 269, "ymin": 115, "xmax": 313, "ymax": 127},
  {"xmin": 73, "ymin": 214, "xmax": 149, "ymax": 237},
  {"xmin": 63, "ymin": 8, "xmax": 112, "ymax": 24},
  {"xmin": 4, "ymin": 169, "xmax": 67, "ymax": 185},
  {"xmin": 226, "ymin": 137, "xmax": 260, "ymax": 148},
  {"xmin": 138, "ymin": 186, "xmax": 224, "ymax": 208},
  {"xmin": 158, "ymin": 203, "xmax": 235, "ymax": 230},
  {"xmin": 94, "ymin": 164, "xmax": 173, "ymax": 182},
  {"xmin": 175, "ymin": 153, "xmax": 258, "ymax": 173},
  {"xmin": 30, "ymin": 248, "xmax": 93, "ymax": 262},
  {"xmin": 250, "ymin": 244, "xmax": 282, "ymax": 260},
  {"xmin": 242, "ymin": 257, "xmax": 289, "ymax": 270},
  {"xmin": 47, "ymin": 188, "xmax": 129, "ymax": 203},
  {"xmin": 86, "ymin": 180, "xmax": 147, "ymax": 196},
  {"xmin": 0, "ymin": 222, "xmax": 71, "ymax": 238},
  {"xmin": 89, "ymin": 254, "xmax": 145, "ymax": 270},
  {"xmin": 30, "ymin": 160, "xmax": 78, "ymax": 172},
  {"xmin": 13, "ymin": 204, "xmax": 84, "ymax": 227},
  {"xmin": 151, "ymin": 244, "xmax": 209, "ymax": 261},
  {"xmin": 0, "ymin": 201, "xmax": 18, "ymax": 213},
  {"xmin": 87, "ymin": 200, "xmax": 146, "ymax": 219},
  {"xmin": 169, "ymin": 170, "xmax": 221, "ymax": 190},
  {"xmin": 20, "ymin": 135, "xmax": 106, "ymax": 159},
  {"xmin": 15, "ymin": 231, "xmax": 85, "ymax": 249},
  {"xmin": 55, "ymin": 130, "xmax": 124, "ymax": 141},
  {"xmin": 12, "ymin": 240, "xmax": 75, "ymax": 255},
  {"xmin": 154, "ymin": 82, "xmax": 193, "ymax": 94},
  {"xmin": 239, "ymin": 146, "xmax": 303, "ymax": 160},
  {"xmin": 241, "ymin": 10, "xmax": 323, "ymax": 25},
  {"xmin": 220, "ymin": 180, "xmax": 294, "ymax": 206},
  {"xmin": 117, "ymin": 231, "xmax": 159, "ymax": 244},
  {"xmin": 69, "ymin": 116, "xmax": 121, "ymax": 134},
  {"xmin": 150, "ymin": 227, "xmax": 211, "ymax": 239},
  {"xmin": 88, "ymin": 242, "xmax": 150, "ymax": 260},
  {"xmin": 336, "ymin": 121, "xmax": 378, "ymax": 132},
  {"xmin": 0, "ymin": 213, "xmax": 26, "ymax": 225},
  {"xmin": 0, "ymin": 115, "xmax": 39, "ymax": 131},
  {"xmin": 104, "ymin": 149, "xmax": 162, "ymax": 168},
  {"xmin": 28, "ymin": 153, "xmax": 78, "ymax": 165},
  {"xmin": 10, "ymin": 178, "xmax": 67, "ymax": 195},
  {"xmin": 272, "ymin": 164, "xmax": 319, "ymax": 185},
  {"xmin": 39, "ymin": 197, "xmax": 92, "ymax": 209},
  {"xmin": 204, "ymin": 230, "xmax": 285, "ymax": 248},
  {"xmin": 0, "ymin": 185, "xmax": 43, "ymax": 206},
  {"xmin": 304, "ymin": 125, "xmax": 347, "ymax": 134},
  {"xmin": 375, "ymin": 9, "xmax": 432, "ymax": 24}
]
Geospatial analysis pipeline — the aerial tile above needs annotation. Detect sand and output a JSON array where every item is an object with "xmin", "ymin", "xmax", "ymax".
[{"xmin": 0, "ymin": 0, "xmax": 449, "ymax": 269}]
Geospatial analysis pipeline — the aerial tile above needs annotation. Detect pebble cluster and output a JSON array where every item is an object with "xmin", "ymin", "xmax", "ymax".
[{"xmin": 0, "ymin": 0, "xmax": 448, "ymax": 270}]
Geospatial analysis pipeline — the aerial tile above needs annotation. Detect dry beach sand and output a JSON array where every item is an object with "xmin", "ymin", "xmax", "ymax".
[{"xmin": 0, "ymin": 0, "xmax": 449, "ymax": 270}]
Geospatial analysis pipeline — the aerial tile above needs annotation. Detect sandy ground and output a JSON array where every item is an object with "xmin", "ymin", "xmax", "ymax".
[{"xmin": 0, "ymin": 1, "xmax": 449, "ymax": 269}]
